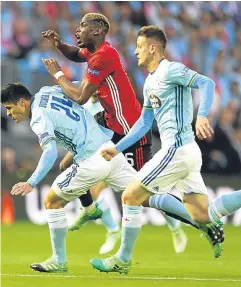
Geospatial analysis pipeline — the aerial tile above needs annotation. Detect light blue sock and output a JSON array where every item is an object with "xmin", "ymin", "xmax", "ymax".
[
  {"xmin": 47, "ymin": 209, "xmax": 68, "ymax": 264},
  {"xmin": 162, "ymin": 213, "xmax": 181, "ymax": 231},
  {"xmin": 115, "ymin": 204, "xmax": 142, "ymax": 262},
  {"xmin": 149, "ymin": 194, "xmax": 198, "ymax": 227},
  {"xmin": 95, "ymin": 198, "xmax": 119, "ymax": 232},
  {"xmin": 208, "ymin": 190, "xmax": 241, "ymax": 222}
]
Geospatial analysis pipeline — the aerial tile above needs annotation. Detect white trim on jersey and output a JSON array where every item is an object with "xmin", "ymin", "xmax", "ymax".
[{"xmin": 106, "ymin": 75, "xmax": 130, "ymax": 134}]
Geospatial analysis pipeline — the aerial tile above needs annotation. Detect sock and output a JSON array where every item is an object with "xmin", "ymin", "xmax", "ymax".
[
  {"xmin": 95, "ymin": 198, "xmax": 119, "ymax": 233},
  {"xmin": 78, "ymin": 190, "xmax": 93, "ymax": 207},
  {"xmin": 208, "ymin": 190, "xmax": 241, "ymax": 222},
  {"xmin": 162, "ymin": 213, "xmax": 181, "ymax": 232},
  {"xmin": 149, "ymin": 194, "xmax": 198, "ymax": 228},
  {"xmin": 47, "ymin": 208, "xmax": 68, "ymax": 264},
  {"xmin": 115, "ymin": 204, "xmax": 142, "ymax": 263}
]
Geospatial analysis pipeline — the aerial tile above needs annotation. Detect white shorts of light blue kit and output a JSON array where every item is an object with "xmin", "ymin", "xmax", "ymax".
[
  {"xmin": 52, "ymin": 141, "xmax": 137, "ymax": 201},
  {"xmin": 136, "ymin": 141, "xmax": 207, "ymax": 197}
]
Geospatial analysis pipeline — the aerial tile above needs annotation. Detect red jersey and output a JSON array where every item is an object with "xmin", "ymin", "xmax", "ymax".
[{"xmin": 79, "ymin": 42, "xmax": 142, "ymax": 135}]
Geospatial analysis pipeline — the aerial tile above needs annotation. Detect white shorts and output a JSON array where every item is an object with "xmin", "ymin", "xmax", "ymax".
[
  {"xmin": 52, "ymin": 141, "xmax": 137, "ymax": 201},
  {"xmin": 136, "ymin": 141, "xmax": 207, "ymax": 197}
]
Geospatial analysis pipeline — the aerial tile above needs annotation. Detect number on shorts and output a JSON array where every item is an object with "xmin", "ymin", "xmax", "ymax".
[{"xmin": 125, "ymin": 152, "xmax": 134, "ymax": 167}]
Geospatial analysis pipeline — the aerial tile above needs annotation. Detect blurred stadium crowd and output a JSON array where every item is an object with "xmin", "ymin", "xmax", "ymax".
[{"xmin": 1, "ymin": 1, "xmax": 241, "ymax": 178}]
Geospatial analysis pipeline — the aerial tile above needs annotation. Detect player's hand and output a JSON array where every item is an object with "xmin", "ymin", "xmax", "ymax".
[
  {"xmin": 59, "ymin": 152, "xmax": 73, "ymax": 172},
  {"xmin": 90, "ymin": 91, "xmax": 99, "ymax": 103},
  {"xmin": 59, "ymin": 161, "xmax": 66, "ymax": 172},
  {"xmin": 11, "ymin": 182, "xmax": 33, "ymax": 196},
  {"xmin": 100, "ymin": 147, "xmax": 118, "ymax": 161},
  {"xmin": 42, "ymin": 30, "xmax": 62, "ymax": 47},
  {"xmin": 195, "ymin": 116, "xmax": 214, "ymax": 140},
  {"xmin": 42, "ymin": 57, "xmax": 61, "ymax": 77}
]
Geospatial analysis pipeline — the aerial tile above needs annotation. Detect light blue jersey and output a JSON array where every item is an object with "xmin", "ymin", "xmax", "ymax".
[
  {"xmin": 143, "ymin": 59, "xmax": 198, "ymax": 148},
  {"xmin": 116, "ymin": 59, "xmax": 214, "ymax": 154},
  {"xmin": 30, "ymin": 85, "xmax": 113, "ymax": 163}
]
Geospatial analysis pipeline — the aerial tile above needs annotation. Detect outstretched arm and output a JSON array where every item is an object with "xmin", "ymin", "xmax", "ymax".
[
  {"xmin": 167, "ymin": 62, "xmax": 215, "ymax": 140},
  {"xmin": 57, "ymin": 43, "xmax": 86, "ymax": 63},
  {"xmin": 42, "ymin": 30, "xmax": 86, "ymax": 63},
  {"xmin": 191, "ymin": 75, "xmax": 215, "ymax": 117},
  {"xmin": 11, "ymin": 140, "xmax": 58, "ymax": 196},
  {"xmin": 116, "ymin": 108, "xmax": 154, "ymax": 153},
  {"xmin": 101, "ymin": 108, "xmax": 154, "ymax": 161},
  {"xmin": 27, "ymin": 140, "xmax": 58, "ymax": 187},
  {"xmin": 57, "ymin": 76, "xmax": 98, "ymax": 105},
  {"xmin": 42, "ymin": 57, "xmax": 98, "ymax": 105},
  {"xmin": 191, "ymin": 75, "xmax": 215, "ymax": 140}
]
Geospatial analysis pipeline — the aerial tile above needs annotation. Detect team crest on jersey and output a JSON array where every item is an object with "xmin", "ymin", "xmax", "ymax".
[{"xmin": 149, "ymin": 90, "xmax": 162, "ymax": 108}]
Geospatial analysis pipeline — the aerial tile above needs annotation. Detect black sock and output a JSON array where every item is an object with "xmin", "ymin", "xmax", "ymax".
[
  {"xmin": 163, "ymin": 211, "xmax": 198, "ymax": 229},
  {"xmin": 78, "ymin": 190, "xmax": 93, "ymax": 207},
  {"xmin": 164, "ymin": 194, "xmax": 199, "ymax": 229}
]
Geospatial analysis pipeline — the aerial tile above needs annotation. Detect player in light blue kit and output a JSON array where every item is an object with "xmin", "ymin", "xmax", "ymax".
[
  {"xmin": 1, "ymin": 82, "xmax": 137, "ymax": 273},
  {"xmin": 90, "ymin": 26, "xmax": 241, "ymax": 274}
]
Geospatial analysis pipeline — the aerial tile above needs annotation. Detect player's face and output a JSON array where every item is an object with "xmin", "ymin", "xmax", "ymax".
[
  {"xmin": 4, "ymin": 100, "xmax": 29, "ymax": 123},
  {"xmin": 134, "ymin": 36, "xmax": 151, "ymax": 68},
  {"xmin": 75, "ymin": 18, "xmax": 95, "ymax": 48}
]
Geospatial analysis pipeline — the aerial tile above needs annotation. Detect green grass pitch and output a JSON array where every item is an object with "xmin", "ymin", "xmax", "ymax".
[{"xmin": 2, "ymin": 222, "xmax": 241, "ymax": 287}]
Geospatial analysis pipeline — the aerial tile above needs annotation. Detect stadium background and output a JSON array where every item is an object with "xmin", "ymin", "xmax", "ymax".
[{"xmin": 1, "ymin": 2, "xmax": 241, "ymax": 286}]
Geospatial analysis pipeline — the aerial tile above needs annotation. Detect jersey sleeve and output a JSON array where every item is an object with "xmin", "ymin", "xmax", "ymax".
[
  {"xmin": 143, "ymin": 85, "xmax": 152, "ymax": 109},
  {"xmin": 78, "ymin": 48, "xmax": 90, "ymax": 60},
  {"xmin": 167, "ymin": 62, "xmax": 199, "ymax": 87},
  {"xmin": 30, "ymin": 110, "xmax": 56, "ymax": 148},
  {"xmin": 84, "ymin": 53, "xmax": 112, "ymax": 86}
]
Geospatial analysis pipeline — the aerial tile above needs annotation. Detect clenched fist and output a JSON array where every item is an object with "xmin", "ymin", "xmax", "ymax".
[{"xmin": 100, "ymin": 146, "xmax": 118, "ymax": 161}]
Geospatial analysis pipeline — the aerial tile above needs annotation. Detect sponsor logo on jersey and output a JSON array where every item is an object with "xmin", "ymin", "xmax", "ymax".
[{"xmin": 87, "ymin": 68, "xmax": 100, "ymax": 76}]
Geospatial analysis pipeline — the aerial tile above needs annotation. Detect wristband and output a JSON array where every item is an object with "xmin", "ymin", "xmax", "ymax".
[{"xmin": 54, "ymin": 71, "xmax": 65, "ymax": 80}]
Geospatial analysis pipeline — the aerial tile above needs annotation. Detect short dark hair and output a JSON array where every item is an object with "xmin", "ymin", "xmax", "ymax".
[
  {"xmin": 1, "ymin": 82, "xmax": 32, "ymax": 104},
  {"xmin": 138, "ymin": 26, "xmax": 167, "ymax": 51},
  {"xmin": 84, "ymin": 13, "xmax": 110, "ymax": 33}
]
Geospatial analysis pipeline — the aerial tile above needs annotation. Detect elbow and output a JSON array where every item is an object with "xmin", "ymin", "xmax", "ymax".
[
  {"xmin": 73, "ymin": 92, "xmax": 82, "ymax": 104},
  {"xmin": 77, "ymin": 97, "xmax": 84, "ymax": 105},
  {"xmin": 143, "ymin": 115, "xmax": 154, "ymax": 128},
  {"xmin": 46, "ymin": 146, "xmax": 58, "ymax": 163},
  {"xmin": 197, "ymin": 76, "xmax": 216, "ymax": 90},
  {"xmin": 204, "ymin": 77, "xmax": 215, "ymax": 90},
  {"xmin": 77, "ymin": 97, "xmax": 88, "ymax": 105},
  {"xmin": 210, "ymin": 79, "xmax": 216, "ymax": 89}
]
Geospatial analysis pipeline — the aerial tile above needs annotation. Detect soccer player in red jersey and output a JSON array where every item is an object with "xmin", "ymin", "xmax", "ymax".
[{"xmin": 42, "ymin": 13, "xmax": 187, "ymax": 254}]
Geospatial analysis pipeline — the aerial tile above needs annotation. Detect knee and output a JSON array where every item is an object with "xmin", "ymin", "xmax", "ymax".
[
  {"xmin": 44, "ymin": 188, "xmax": 68, "ymax": 209},
  {"xmin": 121, "ymin": 182, "xmax": 144, "ymax": 206},
  {"xmin": 44, "ymin": 197, "xmax": 55, "ymax": 209},
  {"xmin": 122, "ymin": 190, "xmax": 135, "ymax": 205},
  {"xmin": 44, "ymin": 196, "xmax": 63, "ymax": 209}
]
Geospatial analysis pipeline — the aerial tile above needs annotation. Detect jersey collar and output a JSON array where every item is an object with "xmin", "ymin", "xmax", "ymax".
[
  {"xmin": 150, "ymin": 58, "xmax": 165, "ymax": 75},
  {"xmin": 91, "ymin": 41, "xmax": 108, "ymax": 55}
]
